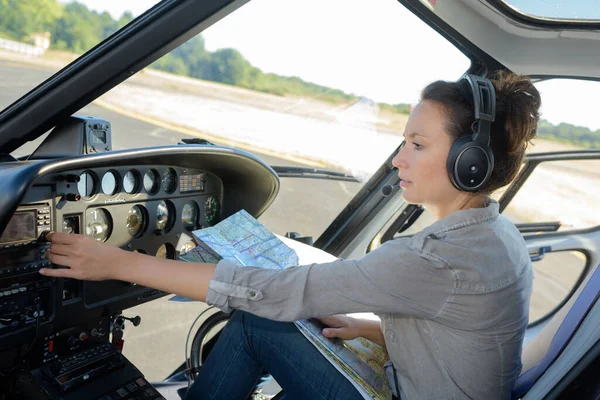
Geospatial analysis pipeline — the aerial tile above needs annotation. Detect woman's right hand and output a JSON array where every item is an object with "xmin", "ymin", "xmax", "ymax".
[{"xmin": 315, "ymin": 315, "xmax": 361, "ymax": 340}]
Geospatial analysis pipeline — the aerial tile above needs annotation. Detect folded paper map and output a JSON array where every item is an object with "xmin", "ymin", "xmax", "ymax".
[{"xmin": 177, "ymin": 209, "xmax": 392, "ymax": 399}]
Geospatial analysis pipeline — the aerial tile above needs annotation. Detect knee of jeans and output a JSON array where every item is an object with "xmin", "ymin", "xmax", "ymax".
[
  {"xmin": 229, "ymin": 311, "xmax": 294, "ymax": 337},
  {"xmin": 233, "ymin": 310, "xmax": 264, "ymax": 327},
  {"xmin": 225, "ymin": 310, "xmax": 256, "ymax": 337}
]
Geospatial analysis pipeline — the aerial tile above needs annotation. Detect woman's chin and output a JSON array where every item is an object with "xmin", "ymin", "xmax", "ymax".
[{"xmin": 401, "ymin": 192, "xmax": 419, "ymax": 204}]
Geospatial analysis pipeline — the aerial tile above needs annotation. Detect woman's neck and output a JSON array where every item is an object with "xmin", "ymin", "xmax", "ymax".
[{"xmin": 428, "ymin": 194, "xmax": 488, "ymax": 221}]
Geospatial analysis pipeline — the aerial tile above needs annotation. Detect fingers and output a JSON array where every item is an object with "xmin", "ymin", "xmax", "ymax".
[
  {"xmin": 315, "ymin": 316, "xmax": 334, "ymax": 325},
  {"xmin": 49, "ymin": 243, "xmax": 71, "ymax": 256},
  {"xmin": 39, "ymin": 232, "xmax": 94, "ymax": 280},
  {"xmin": 315, "ymin": 315, "xmax": 345, "ymax": 328},
  {"xmin": 322, "ymin": 327, "xmax": 342, "ymax": 338},
  {"xmin": 45, "ymin": 252, "xmax": 72, "ymax": 267},
  {"xmin": 46, "ymin": 231, "xmax": 79, "ymax": 244},
  {"xmin": 39, "ymin": 266, "xmax": 75, "ymax": 279}
]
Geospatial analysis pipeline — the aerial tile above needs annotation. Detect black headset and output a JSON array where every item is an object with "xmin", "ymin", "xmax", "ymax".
[{"xmin": 446, "ymin": 74, "xmax": 496, "ymax": 193}]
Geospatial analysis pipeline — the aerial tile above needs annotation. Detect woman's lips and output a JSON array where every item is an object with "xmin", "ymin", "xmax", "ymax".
[{"xmin": 400, "ymin": 180, "xmax": 412, "ymax": 188}]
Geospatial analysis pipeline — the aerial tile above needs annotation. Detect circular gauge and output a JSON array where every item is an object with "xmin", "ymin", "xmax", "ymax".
[
  {"xmin": 127, "ymin": 205, "xmax": 147, "ymax": 237},
  {"xmin": 77, "ymin": 172, "xmax": 96, "ymax": 198},
  {"xmin": 101, "ymin": 171, "xmax": 118, "ymax": 195},
  {"xmin": 156, "ymin": 200, "xmax": 175, "ymax": 233},
  {"xmin": 181, "ymin": 202, "xmax": 199, "ymax": 229},
  {"xmin": 204, "ymin": 196, "xmax": 221, "ymax": 225},
  {"xmin": 123, "ymin": 170, "xmax": 139, "ymax": 194},
  {"xmin": 162, "ymin": 168, "xmax": 177, "ymax": 193},
  {"xmin": 156, "ymin": 244, "xmax": 175, "ymax": 259},
  {"xmin": 85, "ymin": 208, "xmax": 113, "ymax": 242},
  {"xmin": 62, "ymin": 216, "xmax": 79, "ymax": 234},
  {"xmin": 143, "ymin": 169, "xmax": 160, "ymax": 194}
]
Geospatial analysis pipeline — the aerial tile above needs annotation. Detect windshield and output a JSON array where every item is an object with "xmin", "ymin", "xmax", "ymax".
[
  {"xmin": 1, "ymin": 0, "xmax": 472, "ymax": 380},
  {"xmin": 3, "ymin": 0, "xmax": 471, "ymax": 240},
  {"xmin": 0, "ymin": 0, "xmax": 160, "ymax": 111}
]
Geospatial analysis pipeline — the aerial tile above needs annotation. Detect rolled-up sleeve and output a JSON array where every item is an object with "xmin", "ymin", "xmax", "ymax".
[{"xmin": 205, "ymin": 238, "xmax": 456, "ymax": 321}]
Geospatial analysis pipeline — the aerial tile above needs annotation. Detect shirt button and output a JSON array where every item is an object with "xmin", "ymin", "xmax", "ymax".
[{"xmin": 249, "ymin": 290, "xmax": 257, "ymax": 297}]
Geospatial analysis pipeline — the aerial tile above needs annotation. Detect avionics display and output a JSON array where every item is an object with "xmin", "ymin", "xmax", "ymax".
[
  {"xmin": 1, "ymin": 247, "xmax": 38, "ymax": 265},
  {"xmin": 0, "ymin": 212, "xmax": 36, "ymax": 243},
  {"xmin": 179, "ymin": 174, "xmax": 205, "ymax": 193}
]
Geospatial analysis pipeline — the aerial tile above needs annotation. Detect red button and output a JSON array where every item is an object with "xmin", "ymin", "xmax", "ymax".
[
  {"xmin": 135, "ymin": 377, "xmax": 148, "ymax": 387},
  {"xmin": 48, "ymin": 340, "xmax": 54, "ymax": 352}
]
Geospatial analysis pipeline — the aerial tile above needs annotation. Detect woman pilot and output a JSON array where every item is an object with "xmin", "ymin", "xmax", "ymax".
[{"xmin": 42, "ymin": 70, "xmax": 541, "ymax": 400}]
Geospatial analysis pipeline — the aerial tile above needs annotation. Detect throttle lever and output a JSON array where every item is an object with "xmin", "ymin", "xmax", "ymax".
[{"xmin": 121, "ymin": 315, "xmax": 142, "ymax": 327}]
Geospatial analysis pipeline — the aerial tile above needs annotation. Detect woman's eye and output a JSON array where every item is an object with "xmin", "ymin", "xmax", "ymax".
[{"xmin": 413, "ymin": 142, "xmax": 422, "ymax": 150}]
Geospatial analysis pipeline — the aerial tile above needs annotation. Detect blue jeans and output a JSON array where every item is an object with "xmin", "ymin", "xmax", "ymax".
[{"xmin": 185, "ymin": 311, "xmax": 364, "ymax": 400}]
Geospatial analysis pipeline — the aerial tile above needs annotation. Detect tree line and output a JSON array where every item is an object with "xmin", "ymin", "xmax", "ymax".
[
  {"xmin": 0, "ymin": 0, "xmax": 597, "ymax": 149},
  {"xmin": 0, "ymin": 0, "xmax": 405, "ymax": 110},
  {"xmin": 537, "ymin": 119, "xmax": 600, "ymax": 149}
]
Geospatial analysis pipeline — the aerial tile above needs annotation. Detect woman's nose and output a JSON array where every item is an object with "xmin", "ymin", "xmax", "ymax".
[{"xmin": 392, "ymin": 144, "xmax": 408, "ymax": 169}]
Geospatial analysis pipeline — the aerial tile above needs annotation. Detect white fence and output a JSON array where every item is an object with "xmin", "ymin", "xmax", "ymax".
[{"xmin": 0, "ymin": 38, "xmax": 45, "ymax": 56}]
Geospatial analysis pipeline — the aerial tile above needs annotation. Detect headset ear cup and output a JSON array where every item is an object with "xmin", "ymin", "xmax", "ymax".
[
  {"xmin": 447, "ymin": 135, "xmax": 471, "ymax": 191},
  {"xmin": 447, "ymin": 135, "xmax": 493, "ymax": 192}
]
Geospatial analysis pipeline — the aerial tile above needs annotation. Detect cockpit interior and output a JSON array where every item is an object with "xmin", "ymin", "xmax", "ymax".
[{"xmin": 0, "ymin": 115, "xmax": 279, "ymax": 399}]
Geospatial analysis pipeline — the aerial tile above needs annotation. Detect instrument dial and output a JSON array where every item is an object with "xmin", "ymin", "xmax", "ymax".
[
  {"xmin": 77, "ymin": 172, "xmax": 96, "ymax": 198},
  {"xmin": 101, "ymin": 171, "xmax": 118, "ymax": 195},
  {"xmin": 204, "ymin": 196, "xmax": 221, "ymax": 225},
  {"xmin": 127, "ymin": 205, "xmax": 147, "ymax": 237},
  {"xmin": 86, "ymin": 208, "xmax": 112, "ymax": 242},
  {"xmin": 123, "ymin": 170, "xmax": 139, "ymax": 194},
  {"xmin": 181, "ymin": 202, "xmax": 199, "ymax": 229},
  {"xmin": 156, "ymin": 200, "xmax": 175, "ymax": 233},
  {"xmin": 156, "ymin": 244, "xmax": 175, "ymax": 259},
  {"xmin": 162, "ymin": 168, "xmax": 177, "ymax": 193},
  {"xmin": 143, "ymin": 169, "xmax": 160, "ymax": 194}
]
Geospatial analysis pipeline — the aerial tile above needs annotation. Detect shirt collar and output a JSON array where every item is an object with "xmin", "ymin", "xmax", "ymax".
[{"xmin": 421, "ymin": 198, "xmax": 500, "ymax": 237}]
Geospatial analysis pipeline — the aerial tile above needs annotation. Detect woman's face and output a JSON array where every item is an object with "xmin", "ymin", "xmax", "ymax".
[{"xmin": 392, "ymin": 100, "xmax": 458, "ymax": 207}]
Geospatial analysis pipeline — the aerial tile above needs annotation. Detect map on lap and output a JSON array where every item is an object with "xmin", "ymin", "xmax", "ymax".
[{"xmin": 176, "ymin": 209, "xmax": 392, "ymax": 399}]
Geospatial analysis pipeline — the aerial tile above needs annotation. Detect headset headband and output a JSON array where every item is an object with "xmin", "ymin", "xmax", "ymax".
[{"xmin": 463, "ymin": 74, "xmax": 496, "ymax": 148}]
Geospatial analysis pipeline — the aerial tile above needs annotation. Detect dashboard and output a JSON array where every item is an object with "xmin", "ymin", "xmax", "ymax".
[{"xmin": 0, "ymin": 140, "xmax": 279, "ymax": 399}]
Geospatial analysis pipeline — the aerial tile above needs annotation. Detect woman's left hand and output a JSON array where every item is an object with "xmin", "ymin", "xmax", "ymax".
[
  {"xmin": 40, "ymin": 231, "xmax": 131, "ymax": 281},
  {"xmin": 316, "ymin": 315, "xmax": 361, "ymax": 340}
]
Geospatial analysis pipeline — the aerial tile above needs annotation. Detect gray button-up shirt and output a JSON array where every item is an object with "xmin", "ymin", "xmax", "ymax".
[{"xmin": 206, "ymin": 199, "xmax": 533, "ymax": 399}]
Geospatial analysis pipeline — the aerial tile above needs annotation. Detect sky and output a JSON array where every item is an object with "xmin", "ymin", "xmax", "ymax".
[{"xmin": 60, "ymin": 0, "xmax": 600, "ymax": 130}]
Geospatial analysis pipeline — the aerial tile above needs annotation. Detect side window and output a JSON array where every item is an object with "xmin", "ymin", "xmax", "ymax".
[
  {"xmin": 529, "ymin": 250, "xmax": 587, "ymax": 324},
  {"xmin": 497, "ymin": 158, "xmax": 600, "ymax": 232},
  {"xmin": 497, "ymin": 79, "xmax": 600, "ymax": 233},
  {"xmin": 389, "ymin": 152, "xmax": 600, "ymax": 240}
]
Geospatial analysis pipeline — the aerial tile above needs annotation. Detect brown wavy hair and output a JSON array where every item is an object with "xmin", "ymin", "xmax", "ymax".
[{"xmin": 420, "ymin": 71, "xmax": 541, "ymax": 193}]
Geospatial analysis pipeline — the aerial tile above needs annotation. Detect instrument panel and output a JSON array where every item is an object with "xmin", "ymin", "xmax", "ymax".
[
  {"xmin": 58, "ymin": 165, "xmax": 222, "ymax": 257},
  {"xmin": 0, "ymin": 123, "xmax": 280, "ymax": 397},
  {"xmin": 0, "ymin": 165, "xmax": 225, "ymax": 335},
  {"xmin": 51, "ymin": 165, "xmax": 223, "ymax": 307},
  {"xmin": 0, "ymin": 143, "xmax": 279, "ymax": 359}
]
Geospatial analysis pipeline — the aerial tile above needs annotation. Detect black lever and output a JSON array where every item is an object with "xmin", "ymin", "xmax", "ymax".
[
  {"xmin": 122, "ymin": 315, "xmax": 141, "ymax": 327},
  {"xmin": 63, "ymin": 174, "xmax": 80, "ymax": 183},
  {"xmin": 63, "ymin": 193, "xmax": 81, "ymax": 202}
]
